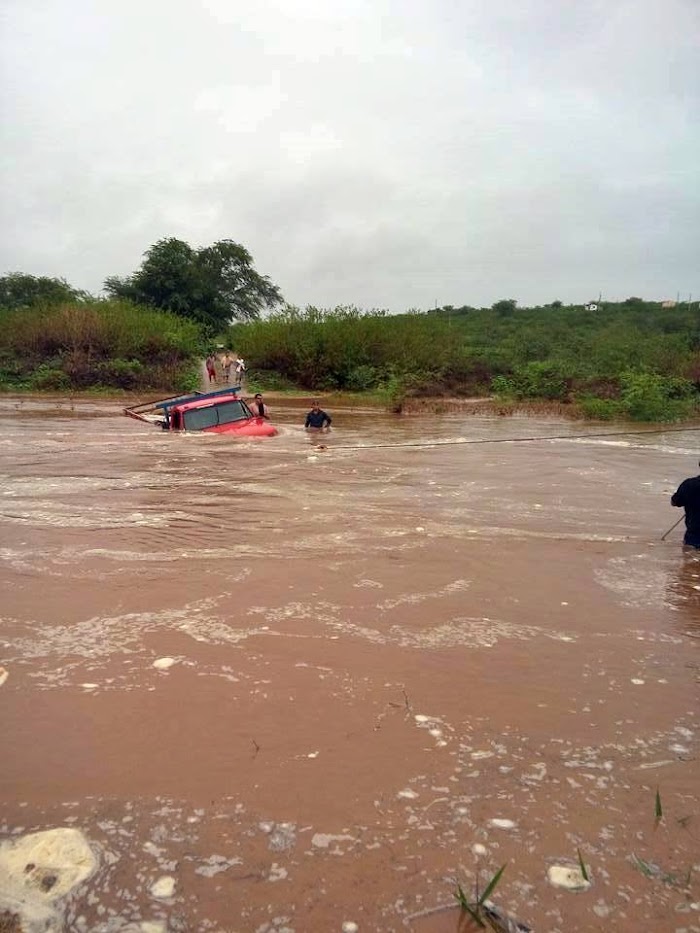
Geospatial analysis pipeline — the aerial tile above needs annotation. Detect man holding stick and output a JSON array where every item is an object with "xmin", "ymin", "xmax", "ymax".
[{"xmin": 671, "ymin": 460, "xmax": 700, "ymax": 548}]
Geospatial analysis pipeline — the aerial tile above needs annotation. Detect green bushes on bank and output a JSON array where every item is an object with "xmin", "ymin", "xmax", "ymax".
[
  {"xmin": 2, "ymin": 295, "xmax": 698, "ymax": 422},
  {"xmin": 0, "ymin": 301, "xmax": 202, "ymax": 392},
  {"xmin": 228, "ymin": 301, "xmax": 700, "ymax": 421}
]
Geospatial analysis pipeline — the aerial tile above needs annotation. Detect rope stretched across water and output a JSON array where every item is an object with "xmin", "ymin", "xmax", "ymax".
[{"xmin": 324, "ymin": 425, "xmax": 700, "ymax": 451}]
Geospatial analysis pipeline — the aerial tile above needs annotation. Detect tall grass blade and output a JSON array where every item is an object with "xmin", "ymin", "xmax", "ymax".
[
  {"xmin": 454, "ymin": 883, "xmax": 469, "ymax": 908},
  {"xmin": 577, "ymin": 848, "xmax": 589, "ymax": 882},
  {"xmin": 655, "ymin": 788, "xmax": 663, "ymax": 822},
  {"xmin": 478, "ymin": 864, "xmax": 507, "ymax": 906}
]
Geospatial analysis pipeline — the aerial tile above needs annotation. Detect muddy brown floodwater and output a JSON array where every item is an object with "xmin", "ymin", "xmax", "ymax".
[{"xmin": 1, "ymin": 396, "xmax": 699, "ymax": 933}]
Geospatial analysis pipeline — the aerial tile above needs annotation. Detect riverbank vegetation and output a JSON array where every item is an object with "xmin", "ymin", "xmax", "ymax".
[
  {"xmin": 0, "ymin": 300, "xmax": 202, "ymax": 392},
  {"xmin": 1, "ymin": 264, "xmax": 698, "ymax": 423},
  {"xmin": 229, "ymin": 300, "xmax": 700, "ymax": 421}
]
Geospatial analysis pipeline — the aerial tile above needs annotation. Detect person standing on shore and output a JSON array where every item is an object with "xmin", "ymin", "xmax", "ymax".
[
  {"xmin": 235, "ymin": 356, "xmax": 246, "ymax": 384},
  {"xmin": 221, "ymin": 352, "xmax": 233, "ymax": 383},
  {"xmin": 671, "ymin": 460, "xmax": 700, "ymax": 548},
  {"xmin": 305, "ymin": 401, "xmax": 332, "ymax": 431},
  {"xmin": 205, "ymin": 354, "xmax": 217, "ymax": 384}
]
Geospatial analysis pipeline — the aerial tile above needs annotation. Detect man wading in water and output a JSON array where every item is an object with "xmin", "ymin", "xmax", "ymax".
[
  {"xmin": 671, "ymin": 460, "xmax": 700, "ymax": 548},
  {"xmin": 305, "ymin": 401, "xmax": 332, "ymax": 431}
]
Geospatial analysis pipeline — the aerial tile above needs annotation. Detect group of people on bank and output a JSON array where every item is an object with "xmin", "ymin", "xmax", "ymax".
[
  {"xmin": 205, "ymin": 352, "xmax": 245, "ymax": 385},
  {"xmin": 205, "ymin": 351, "xmax": 332, "ymax": 433}
]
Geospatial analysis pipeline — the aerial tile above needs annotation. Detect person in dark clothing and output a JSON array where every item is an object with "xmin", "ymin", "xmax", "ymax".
[
  {"xmin": 305, "ymin": 401, "xmax": 332, "ymax": 430},
  {"xmin": 671, "ymin": 460, "xmax": 700, "ymax": 548}
]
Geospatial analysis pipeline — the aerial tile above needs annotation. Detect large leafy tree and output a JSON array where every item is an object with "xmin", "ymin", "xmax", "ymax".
[
  {"xmin": 104, "ymin": 237, "xmax": 283, "ymax": 331},
  {"xmin": 0, "ymin": 273, "xmax": 85, "ymax": 309}
]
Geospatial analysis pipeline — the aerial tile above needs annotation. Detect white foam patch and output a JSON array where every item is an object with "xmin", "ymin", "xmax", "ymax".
[
  {"xmin": 377, "ymin": 579, "xmax": 470, "ymax": 611},
  {"xmin": 489, "ymin": 818, "xmax": 517, "ymax": 830},
  {"xmin": 193, "ymin": 854, "xmax": 241, "ymax": 877},
  {"xmin": 150, "ymin": 875, "xmax": 175, "ymax": 898},
  {"xmin": 595, "ymin": 555, "xmax": 672, "ymax": 610},
  {"xmin": 2, "ymin": 596, "xmax": 263, "ymax": 690},
  {"xmin": 0, "ymin": 827, "xmax": 97, "ymax": 932},
  {"xmin": 0, "ymin": 501, "xmax": 191, "ymax": 529},
  {"xmin": 311, "ymin": 833, "xmax": 356, "ymax": 849}
]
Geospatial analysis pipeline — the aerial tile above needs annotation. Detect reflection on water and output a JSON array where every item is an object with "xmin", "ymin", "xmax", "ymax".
[{"xmin": 0, "ymin": 397, "xmax": 699, "ymax": 933}]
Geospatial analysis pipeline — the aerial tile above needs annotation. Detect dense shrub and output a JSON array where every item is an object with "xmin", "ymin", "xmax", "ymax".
[
  {"xmin": 0, "ymin": 300, "xmax": 203, "ymax": 391},
  {"xmin": 226, "ymin": 301, "xmax": 700, "ymax": 422},
  {"xmin": 619, "ymin": 371, "xmax": 698, "ymax": 422}
]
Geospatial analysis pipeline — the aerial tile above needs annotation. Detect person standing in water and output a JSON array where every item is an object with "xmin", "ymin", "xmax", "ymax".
[
  {"xmin": 671, "ymin": 460, "xmax": 700, "ymax": 548},
  {"xmin": 251, "ymin": 393, "xmax": 270, "ymax": 419},
  {"xmin": 305, "ymin": 401, "xmax": 332, "ymax": 431},
  {"xmin": 221, "ymin": 352, "xmax": 233, "ymax": 383}
]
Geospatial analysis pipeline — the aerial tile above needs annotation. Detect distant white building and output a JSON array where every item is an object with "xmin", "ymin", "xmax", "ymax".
[
  {"xmin": 661, "ymin": 299, "xmax": 677, "ymax": 309},
  {"xmin": 585, "ymin": 302, "xmax": 598, "ymax": 311}
]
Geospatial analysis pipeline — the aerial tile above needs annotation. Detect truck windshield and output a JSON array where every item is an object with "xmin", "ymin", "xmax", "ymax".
[{"xmin": 182, "ymin": 399, "xmax": 252, "ymax": 431}]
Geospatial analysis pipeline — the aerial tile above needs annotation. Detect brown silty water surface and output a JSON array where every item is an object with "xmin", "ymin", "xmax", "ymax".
[{"xmin": 1, "ymin": 395, "xmax": 699, "ymax": 933}]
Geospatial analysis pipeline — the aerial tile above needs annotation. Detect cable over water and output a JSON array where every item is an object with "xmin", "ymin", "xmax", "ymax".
[{"xmin": 326, "ymin": 425, "xmax": 700, "ymax": 451}]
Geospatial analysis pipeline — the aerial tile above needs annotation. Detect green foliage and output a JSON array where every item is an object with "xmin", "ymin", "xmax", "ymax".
[
  {"xmin": 455, "ymin": 864, "xmax": 507, "ymax": 928},
  {"xmin": 490, "ymin": 375, "xmax": 516, "ymax": 397},
  {"xmin": 492, "ymin": 298, "xmax": 517, "ymax": 316},
  {"xmin": 104, "ymin": 237, "xmax": 283, "ymax": 332},
  {"xmin": 619, "ymin": 371, "xmax": 697, "ymax": 422},
  {"xmin": 29, "ymin": 365, "xmax": 72, "ymax": 391},
  {"xmin": 577, "ymin": 397, "xmax": 622, "ymax": 420},
  {"xmin": 345, "ymin": 364, "xmax": 381, "ymax": 391},
  {"xmin": 492, "ymin": 362, "xmax": 569, "ymax": 400},
  {"xmin": 0, "ymin": 273, "xmax": 87, "ymax": 310},
  {"xmin": 2, "ymin": 288, "xmax": 699, "ymax": 421},
  {"xmin": 0, "ymin": 300, "xmax": 203, "ymax": 392},
  {"xmin": 228, "ymin": 299, "xmax": 700, "ymax": 421}
]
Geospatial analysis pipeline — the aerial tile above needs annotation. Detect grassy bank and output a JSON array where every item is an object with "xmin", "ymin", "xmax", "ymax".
[
  {"xmin": 230, "ymin": 301, "xmax": 700, "ymax": 421},
  {"xmin": 0, "ymin": 301, "xmax": 202, "ymax": 393},
  {"xmin": 2, "ymin": 299, "xmax": 698, "ymax": 423}
]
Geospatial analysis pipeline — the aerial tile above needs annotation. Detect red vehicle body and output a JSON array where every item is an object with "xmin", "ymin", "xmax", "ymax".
[{"xmin": 124, "ymin": 387, "xmax": 278, "ymax": 437}]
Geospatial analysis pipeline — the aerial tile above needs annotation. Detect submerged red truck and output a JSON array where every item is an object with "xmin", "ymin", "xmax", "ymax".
[{"xmin": 124, "ymin": 386, "xmax": 278, "ymax": 437}]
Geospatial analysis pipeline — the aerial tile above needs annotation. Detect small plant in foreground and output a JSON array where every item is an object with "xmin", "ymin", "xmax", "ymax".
[
  {"xmin": 655, "ymin": 787, "xmax": 663, "ymax": 824},
  {"xmin": 455, "ymin": 864, "xmax": 507, "ymax": 928},
  {"xmin": 577, "ymin": 847, "xmax": 589, "ymax": 882}
]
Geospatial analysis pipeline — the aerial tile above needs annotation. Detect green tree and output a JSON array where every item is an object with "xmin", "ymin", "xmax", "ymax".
[
  {"xmin": 0, "ymin": 273, "xmax": 84, "ymax": 309},
  {"xmin": 104, "ymin": 237, "xmax": 283, "ymax": 331},
  {"xmin": 492, "ymin": 298, "xmax": 517, "ymax": 316}
]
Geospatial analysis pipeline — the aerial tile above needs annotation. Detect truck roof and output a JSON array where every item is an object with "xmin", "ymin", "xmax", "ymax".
[{"xmin": 173, "ymin": 392, "xmax": 243, "ymax": 414}]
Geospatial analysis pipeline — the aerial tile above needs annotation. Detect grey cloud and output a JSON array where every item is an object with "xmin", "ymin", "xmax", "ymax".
[{"xmin": 1, "ymin": 0, "xmax": 698, "ymax": 309}]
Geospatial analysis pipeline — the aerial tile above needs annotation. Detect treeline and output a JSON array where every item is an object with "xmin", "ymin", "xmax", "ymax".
[
  {"xmin": 229, "ymin": 301, "xmax": 700, "ymax": 421},
  {"xmin": 0, "ymin": 235, "xmax": 281, "ymax": 393},
  {"xmin": 1, "ymin": 258, "xmax": 698, "ymax": 422}
]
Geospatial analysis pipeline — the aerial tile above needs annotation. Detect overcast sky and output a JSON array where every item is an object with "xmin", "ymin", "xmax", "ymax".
[{"xmin": 1, "ymin": 0, "xmax": 698, "ymax": 311}]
